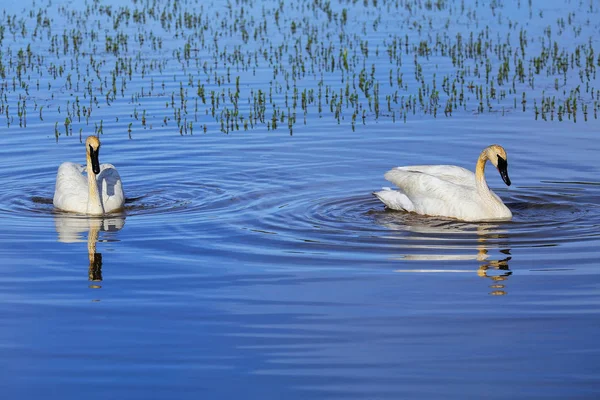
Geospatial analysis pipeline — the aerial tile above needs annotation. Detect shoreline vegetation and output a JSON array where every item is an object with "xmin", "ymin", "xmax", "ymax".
[{"xmin": 0, "ymin": 0, "xmax": 598, "ymax": 138}]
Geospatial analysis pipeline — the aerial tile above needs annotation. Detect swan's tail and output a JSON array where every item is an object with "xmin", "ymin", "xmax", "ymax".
[{"xmin": 373, "ymin": 187, "xmax": 415, "ymax": 212}]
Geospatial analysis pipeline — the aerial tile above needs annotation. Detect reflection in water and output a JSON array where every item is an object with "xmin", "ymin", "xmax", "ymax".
[
  {"xmin": 477, "ymin": 255, "xmax": 512, "ymax": 296},
  {"xmin": 376, "ymin": 213, "xmax": 512, "ymax": 295},
  {"xmin": 54, "ymin": 214, "xmax": 125, "ymax": 287}
]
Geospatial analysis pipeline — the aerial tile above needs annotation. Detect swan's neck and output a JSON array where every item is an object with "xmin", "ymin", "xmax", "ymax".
[
  {"xmin": 86, "ymin": 156, "xmax": 104, "ymax": 215},
  {"xmin": 475, "ymin": 151, "xmax": 500, "ymax": 206}
]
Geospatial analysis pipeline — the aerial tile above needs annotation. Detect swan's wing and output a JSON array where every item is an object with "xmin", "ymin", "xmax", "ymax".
[
  {"xmin": 397, "ymin": 165, "xmax": 507, "ymax": 207},
  {"xmin": 394, "ymin": 165, "xmax": 475, "ymax": 187},
  {"xmin": 384, "ymin": 168, "xmax": 481, "ymax": 219},
  {"xmin": 53, "ymin": 162, "xmax": 88, "ymax": 213},
  {"xmin": 98, "ymin": 164, "xmax": 125, "ymax": 212}
]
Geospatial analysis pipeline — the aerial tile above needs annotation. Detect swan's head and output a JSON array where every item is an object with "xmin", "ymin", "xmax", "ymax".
[
  {"xmin": 486, "ymin": 144, "xmax": 511, "ymax": 186},
  {"xmin": 85, "ymin": 136, "xmax": 101, "ymax": 175}
]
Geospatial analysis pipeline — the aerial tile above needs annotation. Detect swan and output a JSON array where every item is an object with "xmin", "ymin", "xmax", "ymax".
[
  {"xmin": 53, "ymin": 136, "xmax": 125, "ymax": 214},
  {"xmin": 374, "ymin": 144, "xmax": 512, "ymax": 222}
]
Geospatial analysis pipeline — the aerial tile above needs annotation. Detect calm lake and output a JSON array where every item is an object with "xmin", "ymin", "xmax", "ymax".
[{"xmin": 1, "ymin": 0, "xmax": 599, "ymax": 398}]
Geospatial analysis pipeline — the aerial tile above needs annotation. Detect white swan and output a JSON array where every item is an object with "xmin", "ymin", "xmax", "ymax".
[
  {"xmin": 374, "ymin": 144, "xmax": 512, "ymax": 222},
  {"xmin": 53, "ymin": 136, "xmax": 125, "ymax": 214}
]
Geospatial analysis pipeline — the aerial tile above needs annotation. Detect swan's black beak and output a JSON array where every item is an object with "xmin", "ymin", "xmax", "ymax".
[
  {"xmin": 497, "ymin": 155, "xmax": 511, "ymax": 186},
  {"xmin": 89, "ymin": 145, "xmax": 100, "ymax": 175}
]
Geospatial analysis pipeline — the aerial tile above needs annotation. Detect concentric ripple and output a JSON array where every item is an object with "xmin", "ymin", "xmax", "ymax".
[
  {"xmin": 194, "ymin": 178, "xmax": 600, "ymax": 274},
  {"xmin": 2, "ymin": 129, "xmax": 600, "ymax": 280},
  {"xmin": 4, "ymin": 163, "xmax": 600, "ymax": 263}
]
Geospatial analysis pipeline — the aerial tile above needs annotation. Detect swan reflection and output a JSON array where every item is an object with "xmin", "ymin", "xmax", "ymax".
[
  {"xmin": 375, "ymin": 212, "xmax": 512, "ymax": 295},
  {"xmin": 54, "ymin": 214, "xmax": 125, "ymax": 287},
  {"xmin": 476, "ymin": 255, "xmax": 512, "ymax": 295}
]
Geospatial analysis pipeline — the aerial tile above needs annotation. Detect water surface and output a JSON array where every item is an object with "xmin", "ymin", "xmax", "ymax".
[{"xmin": 1, "ymin": 0, "xmax": 600, "ymax": 398}]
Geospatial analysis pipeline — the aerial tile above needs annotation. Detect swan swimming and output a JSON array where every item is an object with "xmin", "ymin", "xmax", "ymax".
[
  {"xmin": 374, "ymin": 144, "xmax": 512, "ymax": 222},
  {"xmin": 53, "ymin": 136, "xmax": 125, "ymax": 215}
]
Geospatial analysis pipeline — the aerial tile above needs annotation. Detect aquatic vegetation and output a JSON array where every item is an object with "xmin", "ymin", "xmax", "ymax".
[{"xmin": 0, "ymin": 0, "xmax": 598, "ymax": 138}]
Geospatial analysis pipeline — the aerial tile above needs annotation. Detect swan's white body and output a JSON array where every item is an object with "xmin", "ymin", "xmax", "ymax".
[
  {"xmin": 53, "ymin": 136, "xmax": 125, "ymax": 215},
  {"xmin": 54, "ymin": 163, "xmax": 124, "ymax": 214},
  {"xmin": 374, "ymin": 145, "xmax": 512, "ymax": 222}
]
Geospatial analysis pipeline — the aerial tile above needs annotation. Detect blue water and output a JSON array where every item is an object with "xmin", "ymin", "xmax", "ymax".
[{"xmin": 1, "ymin": 0, "xmax": 600, "ymax": 398}]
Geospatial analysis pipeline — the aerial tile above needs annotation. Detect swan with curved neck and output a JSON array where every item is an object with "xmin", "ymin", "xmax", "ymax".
[
  {"xmin": 53, "ymin": 136, "xmax": 125, "ymax": 215},
  {"xmin": 373, "ymin": 145, "xmax": 512, "ymax": 222}
]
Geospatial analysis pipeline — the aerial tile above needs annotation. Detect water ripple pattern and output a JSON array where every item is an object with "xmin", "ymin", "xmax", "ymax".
[{"xmin": 3, "ymin": 130, "xmax": 600, "ymax": 273}]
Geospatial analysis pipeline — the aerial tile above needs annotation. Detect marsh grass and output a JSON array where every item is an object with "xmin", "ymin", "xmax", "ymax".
[{"xmin": 0, "ymin": 0, "xmax": 598, "ymax": 139}]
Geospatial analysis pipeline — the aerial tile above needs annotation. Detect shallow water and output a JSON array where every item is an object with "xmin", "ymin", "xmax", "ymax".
[{"xmin": 1, "ymin": 0, "xmax": 600, "ymax": 398}]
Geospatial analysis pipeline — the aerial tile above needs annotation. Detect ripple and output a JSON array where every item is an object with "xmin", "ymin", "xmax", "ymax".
[
  {"xmin": 3, "ymin": 156, "xmax": 600, "ymax": 277},
  {"xmin": 201, "ymin": 179, "xmax": 600, "ymax": 273},
  {"xmin": 2, "ymin": 180, "xmax": 231, "ymax": 221},
  {"xmin": 122, "ymin": 182, "xmax": 230, "ymax": 217}
]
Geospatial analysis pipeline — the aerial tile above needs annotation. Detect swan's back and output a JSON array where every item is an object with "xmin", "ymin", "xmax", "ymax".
[
  {"xmin": 384, "ymin": 166, "xmax": 477, "ymax": 204},
  {"xmin": 391, "ymin": 165, "xmax": 476, "ymax": 187}
]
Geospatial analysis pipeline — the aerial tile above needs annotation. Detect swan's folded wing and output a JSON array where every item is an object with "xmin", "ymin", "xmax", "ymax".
[
  {"xmin": 384, "ymin": 168, "xmax": 478, "ymax": 217},
  {"xmin": 53, "ymin": 162, "xmax": 87, "ymax": 212},
  {"xmin": 393, "ymin": 165, "xmax": 476, "ymax": 187},
  {"xmin": 98, "ymin": 164, "xmax": 125, "ymax": 212}
]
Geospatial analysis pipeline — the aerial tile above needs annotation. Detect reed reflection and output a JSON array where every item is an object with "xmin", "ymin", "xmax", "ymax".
[
  {"xmin": 54, "ymin": 214, "xmax": 125, "ymax": 288},
  {"xmin": 375, "ymin": 212, "xmax": 512, "ymax": 295}
]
